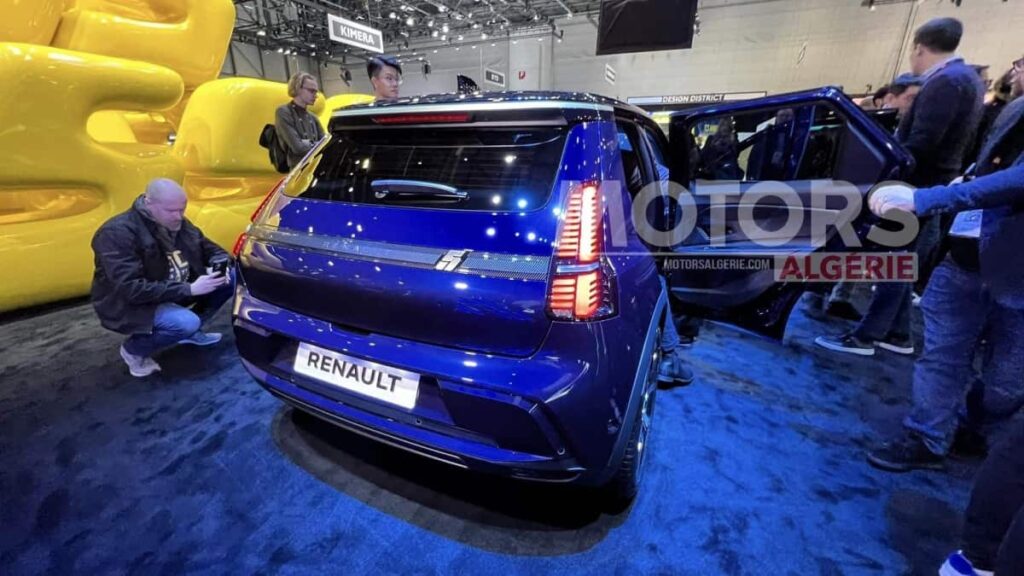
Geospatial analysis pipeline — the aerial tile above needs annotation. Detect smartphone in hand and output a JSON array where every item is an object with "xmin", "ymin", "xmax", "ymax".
[{"xmin": 209, "ymin": 257, "xmax": 230, "ymax": 277}]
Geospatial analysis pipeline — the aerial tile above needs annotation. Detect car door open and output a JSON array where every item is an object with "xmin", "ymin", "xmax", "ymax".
[{"xmin": 661, "ymin": 87, "xmax": 914, "ymax": 338}]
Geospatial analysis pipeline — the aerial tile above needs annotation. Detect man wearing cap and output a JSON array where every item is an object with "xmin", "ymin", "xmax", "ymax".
[{"xmin": 882, "ymin": 73, "xmax": 923, "ymax": 118}]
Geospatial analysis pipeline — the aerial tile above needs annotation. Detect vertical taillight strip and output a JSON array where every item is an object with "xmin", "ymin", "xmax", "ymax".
[{"xmin": 547, "ymin": 182, "xmax": 616, "ymax": 321}]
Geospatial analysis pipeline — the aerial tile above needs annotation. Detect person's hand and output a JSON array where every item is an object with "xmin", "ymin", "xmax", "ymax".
[
  {"xmin": 869, "ymin": 183, "xmax": 917, "ymax": 216},
  {"xmin": 190, "ymin": 273, "xmax": 228, "ymax": 296}
]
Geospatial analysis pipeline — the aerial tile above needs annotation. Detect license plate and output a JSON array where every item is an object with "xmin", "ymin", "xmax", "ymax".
[{"xmin": 293, "ymin": 342, "xmax": 420, "ymax": 409}]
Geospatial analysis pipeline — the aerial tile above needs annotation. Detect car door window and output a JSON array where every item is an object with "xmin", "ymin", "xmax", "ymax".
[
  {"xmin": 641, "ymin": 125, "xmax": 670, "ymax": 184},
  {"xmin": 615, "ymin": 121, "xmax": 652, "ymax": 197},
  {"xmin": 690, "ymin": 105, "xmax": 822, "ymax": 183}
]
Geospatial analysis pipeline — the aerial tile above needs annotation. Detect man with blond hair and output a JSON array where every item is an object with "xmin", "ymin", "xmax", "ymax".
[{"xmin": 275, "ymin": 71, "xmax": 325, "ymax": 169}]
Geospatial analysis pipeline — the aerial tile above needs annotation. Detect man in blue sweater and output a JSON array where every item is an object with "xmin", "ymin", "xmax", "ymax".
[
  {"xmin": 816, "ymin": 18, "xmax": 985, "ymax": 356},
  {"xmin": 865, "ymin": 65, "xmax": 1024, "ymax": 472}
]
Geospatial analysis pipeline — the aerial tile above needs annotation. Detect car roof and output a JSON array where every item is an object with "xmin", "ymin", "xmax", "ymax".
[{"xmin": 336, "ymin": 90, "xmax": 653, "ymax": 121}]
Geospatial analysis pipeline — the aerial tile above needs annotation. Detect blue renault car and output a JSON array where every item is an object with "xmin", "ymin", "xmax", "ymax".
[{"xmin": 231, "ymin": 88, "xmax": 911, "ymax": 504}]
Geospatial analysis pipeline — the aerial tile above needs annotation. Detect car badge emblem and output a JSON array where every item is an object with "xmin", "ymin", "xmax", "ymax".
[{"xmin": 435, "ymin": 249, "xmax": 470, "ymax": 272}]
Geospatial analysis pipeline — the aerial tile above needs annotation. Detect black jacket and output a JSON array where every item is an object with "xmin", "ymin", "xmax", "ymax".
[
  {"xmin": 897, "ymin": 58, "xmax": 985, "ymax": 187},
  {"xmin": 275, "ymin": 102, "xmax": 325, "ymax": 169},
  {"xmin": 90, "ymin": 202, "xmax": 227, "ymax": 334},
  {"xmin": 917, "ymin": 97, "xmax": 1024, "ymax": 309}
]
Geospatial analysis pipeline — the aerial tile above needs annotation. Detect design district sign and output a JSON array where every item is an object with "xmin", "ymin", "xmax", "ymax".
[
  {"xmin": 627, "ymin": 92, "xmax": 768, "ymax": 106},
  {"xmin": 327, "ymin": 14, "xmax": 383, "ymax": 53}
]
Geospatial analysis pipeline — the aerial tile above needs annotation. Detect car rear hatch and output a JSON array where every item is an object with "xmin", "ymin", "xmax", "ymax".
[{"xmin": 238, "ymin": 100, "xmax": 606, "ymax": 357}]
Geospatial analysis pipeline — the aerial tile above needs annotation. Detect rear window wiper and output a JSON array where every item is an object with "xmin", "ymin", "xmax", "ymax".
[{"xmin": 371, "ymin": 179, "xmax": 468, "ymax": 201}]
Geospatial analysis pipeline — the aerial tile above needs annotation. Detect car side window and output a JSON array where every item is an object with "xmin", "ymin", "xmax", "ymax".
[
  {"xmin": 615, "ymin": 121, "xmax": 651, "ymax": 197},
  {"xmin": 641, "ymin": 126, "xmax": 670, "ymax": 184}
]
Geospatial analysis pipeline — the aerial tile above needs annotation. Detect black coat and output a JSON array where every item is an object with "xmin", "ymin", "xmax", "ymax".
[
  {"xmin": 897, "ymin": 59, "xmax": 985, "ymax": 187},
  {"xmin": 90, "ymin": 204, "xmax": 227, "ymax": 334}
]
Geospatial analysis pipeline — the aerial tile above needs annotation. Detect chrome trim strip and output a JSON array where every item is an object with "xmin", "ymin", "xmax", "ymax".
[
  {"xmin": 249, "ymin": 225, "xmax": 551, "ymax": 280},
  {"xmin": 554, "ymin": 262, "xmax": 600, "ymax": 275},
  {"xmin": 332, "ymin": 100, "xmax": 614, "ymax": 118}
]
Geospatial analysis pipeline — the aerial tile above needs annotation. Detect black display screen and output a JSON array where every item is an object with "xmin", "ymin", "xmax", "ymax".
[{"xmin": 596, "ymin": 0, "xmax": 698, "ymax": 56}]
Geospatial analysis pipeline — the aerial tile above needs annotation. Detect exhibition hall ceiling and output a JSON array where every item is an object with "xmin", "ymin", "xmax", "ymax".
[{"xmin": 232, "ymin": 0, "xmax": 601, "ymax": 60}]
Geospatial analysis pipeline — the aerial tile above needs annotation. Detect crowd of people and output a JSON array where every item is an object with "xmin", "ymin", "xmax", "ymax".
[
  {"xmin": 815, "ymin": 18, "xmax": 1024, "ymax": 576},
  {"xmin": 84, "ymin": 18, "xmax": 1021, "ymax": 575}
]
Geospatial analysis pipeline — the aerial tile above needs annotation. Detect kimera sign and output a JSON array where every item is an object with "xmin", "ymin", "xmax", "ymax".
[{"xmin": 327, "ymin": 14, "xmax": 383, "ymax": 53}]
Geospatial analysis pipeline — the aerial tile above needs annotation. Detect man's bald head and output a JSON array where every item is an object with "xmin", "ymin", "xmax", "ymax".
[
  {"xmin": 145, "ymin": 178, "xmax": 186, "ymax": 202},
  {"xmin": 143, "ymin": 178, "xmax": 188, "ymax": 231}
]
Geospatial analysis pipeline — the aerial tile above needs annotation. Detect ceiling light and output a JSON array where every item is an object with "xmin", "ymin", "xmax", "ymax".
[
  {"xmin": 439, "ymin": 5, "xmax": 447, "ymax": 12},
  {"xmin": 276, "ymin": 47, "xmax": 283, "ymax": 53},
  {"xmin": 433, "ymin": 49, "xmax": 438, "ymax": 53},
  {"xmin": 441, "ymin": 34, "xmax": 447, "ymax": 41},
  {"xmin": 432, "ymin": 30, "xmax": 438, "ymax": 37},
  {"xmin": 388, "ymin": 11, "xmax": 397, "ymax": 19},
  {"xmin": 481, "ymin": 32, "xmax": 488, "ymax": 39},
  {"xmin": 428, "ymin": 19, "xmax": 435, "ymax": 27},
  {"xmin": 458, "ymin": 34, "xmax": 464, "ymax": 40},
  {"xmin": 472, "ymin": 22, "xmax": 480, "ymax": 29},
  {"xmin": 406, "ymin": 16, "xmax": 415, "ymax": 26},
  {"xmin": 256, "ymin": 30, "xmax": 267, "ymax": 37},
  {"xmin": 442, "ymin": 23, "xmax": 449, "ymax": 33}
]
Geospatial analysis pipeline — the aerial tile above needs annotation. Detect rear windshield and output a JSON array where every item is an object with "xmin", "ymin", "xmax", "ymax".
[{"xmin": 286, "ymin": 126, "xmax": 567, "ymax": 211}]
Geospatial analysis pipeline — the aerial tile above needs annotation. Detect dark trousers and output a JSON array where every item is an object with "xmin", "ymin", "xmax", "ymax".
[
  {"xmin": 961, "ymin": 418, "xmax": 1024, "ymax": 573},
  {"xmin": 852, "ymin": 281, "xmax": 912, "ymax": 341}
]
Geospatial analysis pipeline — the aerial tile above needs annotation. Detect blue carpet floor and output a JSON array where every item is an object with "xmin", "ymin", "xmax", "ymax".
[{"xmin": 0, "ymin": 296, "xmax": 979, "ymax": 575}]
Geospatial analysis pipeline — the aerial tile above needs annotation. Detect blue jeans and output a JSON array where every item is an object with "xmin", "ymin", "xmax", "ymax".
[
  {"xmin": 123, "ymin": 278, "xmax": 234, "ymax": 358},
  {"xmin": 904, "ymin": 258, "xmax": 1024, "ymax": 455}
]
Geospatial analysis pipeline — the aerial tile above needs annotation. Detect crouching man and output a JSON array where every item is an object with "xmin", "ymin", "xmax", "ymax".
[{"xmin": 91, "ymin": 178, "xmax": 233, "ymax": 377}]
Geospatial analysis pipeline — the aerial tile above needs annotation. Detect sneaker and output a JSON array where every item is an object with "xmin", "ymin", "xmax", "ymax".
[
  {"xmin": 866, "ymin": 432, "xmax": 944, "ymax": 472},
  {"xmin": 939, "ymin": 551, "xmax": 994, "ymax": 576},
  {"xmin": 875, "ymin": 334, "xmax": 914, "ymax": 355},
  {"xmin": 825, "ymin": 300, "xmax": 862, "ymax": 322},
  {"xmin": 814, "ymin": 333, "xmax": 875, "ymax": 356},
  {"xmin": 119, "ymin": 345, "xmax": 161, "ymax": 378},
  {"xmin": 178, "ymin": 331, "xmax": 223, "ymax": 347},
  {"xmin": 950, "ymin": 427, "xmax": 988, "ymax": 460},
  {"xmin": 658, "ymin": 352, "xmax": 695, "ymax": 387}
]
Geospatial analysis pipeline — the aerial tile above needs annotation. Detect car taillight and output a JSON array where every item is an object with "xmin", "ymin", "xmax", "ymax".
[
  {"xmin": 547, "ymin": 182, "xmax": 617, "ymax": 321},
  {"xmin": 233, "ymin": 177, "xmax": 285, "ymax": 258}
]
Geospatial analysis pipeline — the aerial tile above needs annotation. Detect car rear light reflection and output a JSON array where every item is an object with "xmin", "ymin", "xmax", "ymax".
[{"xmin": 234, "ymin": 177, "xmax": 285, "ymax": 258}]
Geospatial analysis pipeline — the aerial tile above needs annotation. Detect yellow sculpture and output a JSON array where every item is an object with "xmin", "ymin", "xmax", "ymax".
[
  {"xmin": 0, "ymin": 0, "xmax": 371, "ymax": 312},
  {"xmin": 0, "ymin": 43, "xmax": 184, "ymax": 311},
  {"xmin": 320, "ymin": 93, "xmax": 376, "ymax": 126},
  {"xmin": 0, "ymin": 0, "xmax": 64, "ymax": 45},
  {"xmin": 174, "ymin": 78, "xmax": 325, "ymax": 249}
]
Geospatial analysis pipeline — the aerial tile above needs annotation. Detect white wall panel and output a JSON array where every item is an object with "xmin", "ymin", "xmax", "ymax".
[
  {"xmin": 548, "ymin": 0, "xmax": 1024, "ymax": 100},
  {"xmin": 225, "ymin": 0, "xmax": 1024, "ymax": 101}
]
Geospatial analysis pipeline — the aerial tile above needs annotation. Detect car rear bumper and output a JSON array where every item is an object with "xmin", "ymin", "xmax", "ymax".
[{"xmin": 232, "ymin": 284, "xmax": 655, "ymax": 484}]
